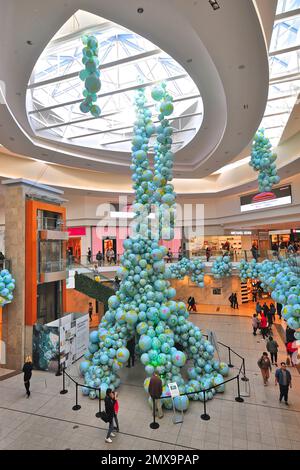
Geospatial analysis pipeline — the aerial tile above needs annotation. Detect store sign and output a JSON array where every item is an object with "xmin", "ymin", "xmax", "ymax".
[
  {"xmin": 240, "ymin": 185, "xmax": 292, "ymax": 212},
  {"xmin": 269, "ymin": 230, "xmax": 291, "ymax": 235},
  {"xmin": 230, "ymin": 231, "xmax": 252, "ymax": 235},
  {"xmin": 68, "ymin": 227, "xmax": 86, "ymax": 236}
]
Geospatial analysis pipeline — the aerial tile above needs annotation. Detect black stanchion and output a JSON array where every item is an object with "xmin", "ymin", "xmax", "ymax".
[
  {"xmin": 95, "ymin": 392, "xmax": 102, "ymax": 418},
  {"xmin": 241, "ymin": 358, "xmax": 249, "ymax": 382},
  {"xmin": 228, "ymin": 347, "xmax": 234, "ymax": 368},
  {"xmin": 235, "ymin": 376, "xmax": 244, "ymax": 403},
  {"xmin": 60, "ymin": 367, "xmax": 68, "ymax": 395},
  {"xmin": 150, "ymin": 398, "xmax": 159, "ymax": 429},
  {"xmin": 72, "ymin": 383, "xmax": 81, "ymax": 411},
  {"xmin": 200, "ymin": 391, "xmax": 210, "ymax": 421}
]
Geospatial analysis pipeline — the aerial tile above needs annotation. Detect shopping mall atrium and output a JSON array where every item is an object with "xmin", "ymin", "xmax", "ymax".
[{"xmin": 1, "ymin": 0, "xmax": 300, "ymax": 454}]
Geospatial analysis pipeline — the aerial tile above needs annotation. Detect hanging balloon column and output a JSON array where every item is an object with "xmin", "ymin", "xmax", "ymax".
[
  {"xmin": 79, "ymin": 35, "xmax": 101, "ymax": 117},
  {"xmin": 211, "ymin": 256, "xmax": 232, "ymax": 279},
  {"xmin": 80, "ymin": 84, "xmax": 229, "ymax": 410},
  {"xmin": 0, "ymin": 269, "xmax": 15, "ymax": 306},
  {"xmin": 250, "ymin": 128, "xmax": 280, "ymax": 196}
]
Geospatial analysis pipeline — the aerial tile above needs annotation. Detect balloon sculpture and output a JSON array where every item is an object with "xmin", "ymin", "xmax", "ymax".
[
  {"xmin": 170, "ymin": 258, "xmax": 205, "ymax": 287},
  {"xmin": 250, "ymin": 128, "xmax": 280, "ymax": 194},
  {"xmin": 238, "ymin": 259, "xmax": 260, "ymax": 282},
  {"xmin": 211, "ymin": 256, "xmax": 232, "ymax": 279},
  {"xmin": 0, "ymin": 269, "xmax": 15, "ymax": 306},
  {"xmin": 79, "ymin": 34, "xmax": 101, "ymax": 117},
  {"xmin": 80, "ymin": 84, "xmax": 229, "ymax": 410}
]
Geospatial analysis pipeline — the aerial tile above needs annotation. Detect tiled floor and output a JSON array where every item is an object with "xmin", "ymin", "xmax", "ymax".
[{"xmin": 0, "ymin": 313, "xmax": 299, "ymax": 450}]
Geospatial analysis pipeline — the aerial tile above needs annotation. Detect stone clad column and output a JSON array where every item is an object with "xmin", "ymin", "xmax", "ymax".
[{"xmin": 2, "ymin": 184, "xmax": 26, "ymax": 370}]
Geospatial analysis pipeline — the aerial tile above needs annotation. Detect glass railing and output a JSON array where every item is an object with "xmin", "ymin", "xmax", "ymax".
[
  {"xmin": 0, "ymin": 258, "xmax": 11, "ymax": 272},
  {"xmin": 37, "ymin": 216, "xmax": 66, "ymax": 231},
  {"xmin": 39, "ymin": 260, "xmax": 67, "ymax": 273}
]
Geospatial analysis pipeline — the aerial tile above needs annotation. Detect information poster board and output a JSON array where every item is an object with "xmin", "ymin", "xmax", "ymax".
[{"xmin": 75, "ymin": 315, "xmax": 89, "ymax": 360}]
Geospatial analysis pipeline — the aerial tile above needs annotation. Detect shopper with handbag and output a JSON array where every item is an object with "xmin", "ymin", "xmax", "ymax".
[
  {"xmin": 257, "ymin": 352, "xmax": 272, "ymax": 386},
  {"xmin": 104, "ymin": 388, "xmax": 117, "ymax": 443}
]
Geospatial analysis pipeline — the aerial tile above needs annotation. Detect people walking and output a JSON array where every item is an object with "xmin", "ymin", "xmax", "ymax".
[
  {"xmin": 277, "ymin": 302, "xmax": 283, "ymax": 320},
  {"xmin": 87, "ymin": 248, "xmax": 92, "ymax": 264},
  {"xmin": 187, "ymin": 296, "xmax": 192, "ymax": 311},
  {"xmin": 286, "ymin": 341, "xmax": 297, "ymax": 367},
  {"xmin": 88, "ymin": 302, "xmax": 93, "ymax": 322},
  {"xmin": 266, "ymin": 337, "xmax": 279, "ymax": 366},
  {"xmin": 233, "ymin": 293, "xmax": 239, "ymax": 309},
  {"xmin": 252, "ymin": 314, "xmax": 259, "ymax": 336},
  {"xmin": 275, "ymin": 363, "xmax": 292, "ymax": 406},
  {"xmin": 257, "ymin": 352, "xmax": 272, "ymax": 386},
  {"xmin": 104, "ymin": 389, "xmax": 117, "ymax": 443},
  {"xmin": 126, "ymin": 336, "xmax": 135, "ymax": 368},
  {"xmin": 256, "ymin": 302, "xmax": 262, "ymax": 317},
  {"xmin": 251, "ymin": 244, "xmax": 259, "ymax": 261},
  {"xmin": 269, "ymin": 303, "xmax": 276, "ymax": 323},
  {"xmin": 260, "ymin": 314, "xmax": 268, "ymax": 339},
  {"xmin": 22, "ymin": 356, "xmax": 33, "ymax": 398},
  {"xmin": 229, "ymin": 293, "xmax": 234, "ymax": 308},
  {"xmin": 206, "ymin": 246, "xmax": 211, "ymax": 262},
  {"xmin": 148, "ymin": 372, "xmax": 163, "ymax": 419},
  {"xmin": 96, "ymin": 250, "xmax": 103, "ymax": 267},
  {"xmin": 166, "ymin": 248, "xmax": 172, "ymax": 263},
  {"xmin": 113, "ymin": 391, "xmax": 119, "ymax": 432},
  {"xmin": 189, "ymin": 297, "xmax": 196, "ymax": 312}
]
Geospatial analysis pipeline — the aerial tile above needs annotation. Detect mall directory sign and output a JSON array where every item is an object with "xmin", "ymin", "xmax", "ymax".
[{"xmin": 240, "ymin": 185, "xmax": 292, "ymax": 212}]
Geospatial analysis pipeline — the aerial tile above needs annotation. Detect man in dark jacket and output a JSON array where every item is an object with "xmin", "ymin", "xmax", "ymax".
[
  {"xmin": 148, "ymin": 372, "xmax": 163, "ymax": 418},
  {"xmin": 126, "ymin": 336, "xmax": 135, "ymax": 368},
  {"xmin": 275, "ymin": 363, "xmax": 292, "ymax": 405},
  {"xmin": 277, "ymin": 302, "xmax": 283, "ymax": 320},
  {"xmin": 104, "ymin": 389, "xmax": 116, "ymax": 443}
]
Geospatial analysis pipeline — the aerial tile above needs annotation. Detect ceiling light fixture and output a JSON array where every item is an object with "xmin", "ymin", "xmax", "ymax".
[
  {"xmin": 209, "ymin": 0, "xmax": 220, "ymax": 11},
  {"xmin": 137, "ymin": 7, "xmax": 144, "ymax": 14}
]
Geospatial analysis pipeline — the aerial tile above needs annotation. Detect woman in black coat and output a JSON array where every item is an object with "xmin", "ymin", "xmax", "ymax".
[
  {"xmin": 104, "ymin": 389, "xmax": 116, "ymax": 443},
  {"xmin": 22, "ymin": 356, "xmax": 33, "ymax": 397}
]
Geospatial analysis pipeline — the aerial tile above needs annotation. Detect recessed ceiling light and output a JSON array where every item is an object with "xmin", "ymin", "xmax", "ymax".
[
  {"xmin": 9, "ymin": 137, "xmax": 15, "ymax": 141},
  {"xmin": 26, "ymin": 40, "xmax": 33, "ymax": 45},
  {"xmin": 225, "ymin": 151, "xmax": 229, "ymax": 154},
  {"xmin": 137, "ymin": 7, "xmax": 144, "ymax": 13},
  {"xmin": 186, "ymin": 59, "xmax": 193, "ymax": 63},
  {"xmin": 209, "ymin": 0, "xmax": 220, "ymax": 10},
  {"xmin": 238, "ymin": 65, "xmax": 245, "ymax": 70},
  {"xmin": 243, "ymin": 104, "xmax": 249, "ymax": 109},
  {"xmin": 16, "ymin": 92, "xmax": 21, "ymax": 96}
]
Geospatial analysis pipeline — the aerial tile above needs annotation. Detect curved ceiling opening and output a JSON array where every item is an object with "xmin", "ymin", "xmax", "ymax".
[{"xmin": 26, "ymin": 9, "xmax": 203, "ymax": 154}]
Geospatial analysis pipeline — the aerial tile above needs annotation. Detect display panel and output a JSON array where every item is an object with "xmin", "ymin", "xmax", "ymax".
[{"xmin": 240, "ymin": 185, "xmax": 292, "ymax": 212}]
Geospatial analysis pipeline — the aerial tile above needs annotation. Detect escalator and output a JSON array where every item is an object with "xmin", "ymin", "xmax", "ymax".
[{"xmin": 70, "ymin": 263, "xmax": 115, "ymax": 312}]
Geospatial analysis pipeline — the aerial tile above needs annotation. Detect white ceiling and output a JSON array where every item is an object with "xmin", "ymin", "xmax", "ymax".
[{"xmin": 0, "ymin": 0, "xmax": 268, "ymax": 178}]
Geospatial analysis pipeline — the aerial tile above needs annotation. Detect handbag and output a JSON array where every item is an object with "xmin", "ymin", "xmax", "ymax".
[{"xmin": 99, "ymin": 411, "xmax": 110, "ymax": 423}]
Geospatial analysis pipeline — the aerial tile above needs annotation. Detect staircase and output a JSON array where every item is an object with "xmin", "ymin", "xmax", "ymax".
[{"xmin": 74, "ymin": 271, "xmax": 115, "ymax": 312}]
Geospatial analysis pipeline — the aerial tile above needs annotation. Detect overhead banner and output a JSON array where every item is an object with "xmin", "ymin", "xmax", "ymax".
[{"xmin": 240, "ymin": 185, "xmax": 292, "ymax": 213}]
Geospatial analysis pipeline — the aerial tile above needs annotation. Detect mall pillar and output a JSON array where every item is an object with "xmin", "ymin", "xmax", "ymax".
[{"xmin": 1, "ymin": 181, "xmax": 26, "ymax": 370}]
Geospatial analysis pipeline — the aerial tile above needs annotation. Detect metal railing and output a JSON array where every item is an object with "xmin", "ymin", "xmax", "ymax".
[{"xmin": 59, "ymin": 337, "xmax": 249, "ymax": 428}]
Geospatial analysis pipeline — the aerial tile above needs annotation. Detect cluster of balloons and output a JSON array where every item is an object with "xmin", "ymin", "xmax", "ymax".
[
  {"xmin": 250, "ymin": 129, "xmax": 280, "ymax": 193},
  {"xmin": 211, "ymin": 256, "xmax": 232, "ymax": 279},
  {"xmin": 238, "ymin": 259, "xmax": 260, "ymax": 282},
  {"xmin": 0, "ymin": 269, "xmax": 15, "ymax": 306},
  {"xmin": 151, "ymin": 83, "xmax": 176, "ymax": 240},
  {"xmin": 80, "ymin": 83, "xmax": 229, "ymax": 410},
  {"xmin": 169, "ymin": 258, "xmax": 205, "ymax": 287},
  {"xmin": 255, "ymin": 259, "xmax": 300, "ymax": 335},
  {"xmin": 79, "ymin": 35, "xmax": 101, "ymax": 117}
]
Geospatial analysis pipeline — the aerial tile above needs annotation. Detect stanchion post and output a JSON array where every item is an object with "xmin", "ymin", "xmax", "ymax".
[
  {"xmin": 235, "ymin": 375, "xmax": 244, "ymax": 403},
  {"xmin": 150, "ymin": 398, "xmax": 159, "ymax": 429},
  {"xmin": 200, "ymin": 391, "xmax": 210, "ymax": 421},
  {"xmin": 228, "ymin": 347, "xmax": 234, "ymax": 368},
  {"xmin": 95, "ymin": 390, "xmax": 102, "ymax": 418},
  {"xmin": 60, "ymin": 366, "xmax": 68, "ymax": 395},
  {"xmin": 72, "ymin": 383, "xmax": 82, "ymax": 411},
  {"xmin": 241, "ymin": 358, "xmax": 249, "ymax": 382}
]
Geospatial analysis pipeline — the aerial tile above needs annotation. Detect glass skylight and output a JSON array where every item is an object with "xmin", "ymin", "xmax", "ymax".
[{"xmin": 26, "ymin": 10, "xmax": 203, "ymax": 153}]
